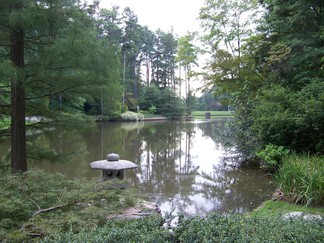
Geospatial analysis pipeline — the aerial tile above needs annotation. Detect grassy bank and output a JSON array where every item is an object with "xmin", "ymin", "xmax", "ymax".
[
  {"xmin": 192, "ymin": 110, "xmax": 233, "ymax": 118},
  {"xmin": 252, "ymin": 200, "xmax": 324, "ymax": 218}
]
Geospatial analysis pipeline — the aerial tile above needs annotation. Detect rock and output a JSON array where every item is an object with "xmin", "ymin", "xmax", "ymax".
[
  {"xmin": 282, "ymin": 211, "xmax": 303, "ymax": 220},
  {"xmin": 303, "ymin": 214, "xmax": 322, "ymax": 221},
  {"xmin": 282, "ymin": 211, "xmax": 323, "ymax": 221}
]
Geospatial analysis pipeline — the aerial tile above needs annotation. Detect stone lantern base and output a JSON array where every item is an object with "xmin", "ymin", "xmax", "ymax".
[{"xmin": 102, "ymin": 170, "xmax": 125, "ymax": 180}]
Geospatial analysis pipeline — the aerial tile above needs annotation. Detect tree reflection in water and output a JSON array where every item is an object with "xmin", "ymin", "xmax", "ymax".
[{"xmin": 24, "ymin": 119, "xmax": 275, "ymax": 216}]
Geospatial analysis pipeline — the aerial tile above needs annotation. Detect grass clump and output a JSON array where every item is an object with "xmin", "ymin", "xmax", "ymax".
[{"xmin": 275, "ymin": 154, "xmax": 324, "ymax": 206}]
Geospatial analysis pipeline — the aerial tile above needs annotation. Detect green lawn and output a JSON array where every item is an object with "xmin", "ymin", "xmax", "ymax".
[{"xmin": 192, "ymin": 110, "xmax": 233, "ymax": 117}]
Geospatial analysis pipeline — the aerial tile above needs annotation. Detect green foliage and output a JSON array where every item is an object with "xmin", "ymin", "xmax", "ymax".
[
  {"xmin": 138, "ymin": 85, "xmax": 160, "ymax": 111},
  {"xmin": 148, "ymin": 105, "xmax": 157, "ymax": 114},
  {"xmin": 252, "ymin": 200, "xmax": 324, "ymax": 218},
  {"xmin": 200, "ymin": 0, "xmax": 324, "ymax": 155},
  {"xmin": 0, "ymin": 169, "xmax": 138, "ymax": 241},
  {"xmin": 43, "ymin": 216, "xmax": 171, "ymax": 242},
  {"xmin": 139, "ymin": 85, "xmax": 186, "ymax": 118},
  {"xmin": 174, "ymin": 213, "xmax": 324, "ymax": 242},
  {"xmin": 0, "ymin": 118, "xmax": 10, "ymax": 131},
  {"xmin": 157, "ymin": 88, "xmax": 186, "ymax": 118},
  {"xmin": 37, "ymin": 212, "xmax": 324, "ymax": 242},
  {"xmin": 150, "ymin": 29, "xmax": 178, "ymax": 89},
  {"xmin": 121, "ymin": 111, "xmax": 144, "ymax": 121},
  {"xmin": 275, "ymin": 154, "xmax": 324, "ymax": 206},
  {"xmin": 250, "ymin": 81, "xmax": 324, "ymax": 154},
  {"xmin": 257, "ymin": 144, "xmax": 290, "ymax": 171}
]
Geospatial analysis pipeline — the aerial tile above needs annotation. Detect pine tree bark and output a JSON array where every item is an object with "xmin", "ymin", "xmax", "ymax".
[{"xmin": 10, "ymin": 1, "xmax": 27, "ymax": 173}]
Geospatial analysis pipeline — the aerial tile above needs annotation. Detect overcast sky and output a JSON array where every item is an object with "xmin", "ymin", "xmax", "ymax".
[{"xmin": 99, "ymin": 0, "xmax": 205, "ymax": 36}]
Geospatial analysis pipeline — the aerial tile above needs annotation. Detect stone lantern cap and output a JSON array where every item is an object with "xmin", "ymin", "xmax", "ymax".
[{"xmin": 89, "ymin": 153, "xmax": 138, "ymax": 171}]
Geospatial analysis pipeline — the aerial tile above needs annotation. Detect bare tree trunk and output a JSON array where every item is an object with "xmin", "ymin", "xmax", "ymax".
[{"xmin": 10, "ymin": 1, "xmax": 27, "ymax": 173}]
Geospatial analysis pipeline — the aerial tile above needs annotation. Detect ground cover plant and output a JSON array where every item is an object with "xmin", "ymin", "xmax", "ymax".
[
  {"xmin": 0, "ymin": 170, "xmax": 138, "ymax": 242},
  {"xmin": 42, "ymin": 212, "xmax": 324, "ymax": 242},
  {"xmin": 173, "ymin": 213, "xmax": 324, "ymax": 243}
]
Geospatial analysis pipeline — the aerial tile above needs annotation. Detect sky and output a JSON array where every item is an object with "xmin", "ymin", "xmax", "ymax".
[{"xmin": 99, "ymin": 0, "xmax": 205, "ymax": 36}]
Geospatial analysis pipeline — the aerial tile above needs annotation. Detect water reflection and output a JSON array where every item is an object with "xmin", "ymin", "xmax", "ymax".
[{"xmin": 1, "ymin": 119, "xmax": 275, "ymax": 215}]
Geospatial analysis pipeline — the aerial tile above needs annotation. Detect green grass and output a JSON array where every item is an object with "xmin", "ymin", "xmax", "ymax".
[
  {"xmin": 251, "ymin": 200, "xmax": 324, "ymax": 218},
  {"xmin": 275, "ymin": 154, "xmax": 324, "ymax": 206},
  {"xmin": 192, "ymin": 110, "xmax": 233, "ymax": 117}
]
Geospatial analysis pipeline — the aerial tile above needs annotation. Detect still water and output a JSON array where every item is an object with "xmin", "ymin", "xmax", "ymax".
[{"xmin": 3, "ymin": 119, "xmax": 275, "ymax": 216}]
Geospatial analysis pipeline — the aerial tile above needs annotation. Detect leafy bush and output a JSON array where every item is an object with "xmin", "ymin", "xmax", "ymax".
[
  {"xmin": 45, "ymin": 213, "xmax": 324, "ymax": 242},
  {"xmin": 257, "ymin": 144, "xmax": 290, "ymax": 171},
  {"xmin": 174, "ymin": 213, "xmax": 324, "ymax": 242},
  {"xmin": 43, "ymin": 216, "xmax": 171, "ymax": 242},
  {"xmin": 250, "ymin": 82, "xmax": 324, "ymax": 154},
  {"xmin": 275, "ymin": 154, "xmax": 324, "ymax": 206},
  {"xmin": 121, "ymin": 111, "xmax": 144, "ymax": 121}
]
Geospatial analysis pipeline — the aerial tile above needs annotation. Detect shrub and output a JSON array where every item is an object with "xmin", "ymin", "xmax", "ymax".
[
  {"xmin": 32, "ymin": 213, "xmax": 324, "ymax": 242},
  {"xmin": 42, "ymin": 216, "xmax": 171, "ymax": 242},
  {"xmin": 275, "ymin": 154, "xmax": 324, "ymax": 206},
  {"xmin": 257, "ymin": 144, "xmax": 290, "ymax": 171},
  {"xmin": 0, "ymin": 170, "xmax": 138, "ymax": 241},
  {"xmin": 174, "ymin": 213, "xmax": 324, "ymax": 242},
  {"xmin": 121, "ymin": 111, "xmax": 144, "ymax": 121}
]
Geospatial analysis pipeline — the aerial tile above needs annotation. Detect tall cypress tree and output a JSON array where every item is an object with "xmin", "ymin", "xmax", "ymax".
[
  {"xmin": 9, "ymin": 0, "xmax": 27, "ymax": 173},
  {"xmin": 0, "ymin": 0, "xmax": 123, "ymax": 172}
]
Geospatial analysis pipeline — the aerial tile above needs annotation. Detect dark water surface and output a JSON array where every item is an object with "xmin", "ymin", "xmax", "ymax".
[{"xmin": 2, "ymin": 119, "xmax": 275, "ymax": 216}]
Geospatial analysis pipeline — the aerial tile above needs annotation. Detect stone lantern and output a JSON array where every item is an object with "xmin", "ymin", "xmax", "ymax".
[{"xmin": 89, "ymin": 153, "xmax": 138, "ymax": 180}]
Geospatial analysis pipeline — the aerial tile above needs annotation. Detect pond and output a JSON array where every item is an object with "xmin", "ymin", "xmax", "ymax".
[{"xmin": 2, "ymin": 119, "xmax": 276, "ymax": 216}]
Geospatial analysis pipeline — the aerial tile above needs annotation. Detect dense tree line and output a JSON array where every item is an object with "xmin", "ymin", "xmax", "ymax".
[
  {"xmin": 200, "ymin": 0, "xmax": 324, "ymax": 154},
  {"xmin": 0, "ymin": 0, "xmax": 199, "ymax": 172}
]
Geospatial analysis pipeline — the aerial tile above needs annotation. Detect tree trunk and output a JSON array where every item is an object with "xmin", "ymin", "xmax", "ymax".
[{"xmin": 10, "ymin": 1, "xmax": 27, "ymax": 173}]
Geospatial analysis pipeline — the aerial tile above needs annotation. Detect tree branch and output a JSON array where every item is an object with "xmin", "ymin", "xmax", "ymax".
[
  {"xmin": 31, "ymin": 189, "xmax": 70, "ymax": 217},
  {"xmin": 32, "ymin": 204, "xmax": 65, "ymax": 217}
]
